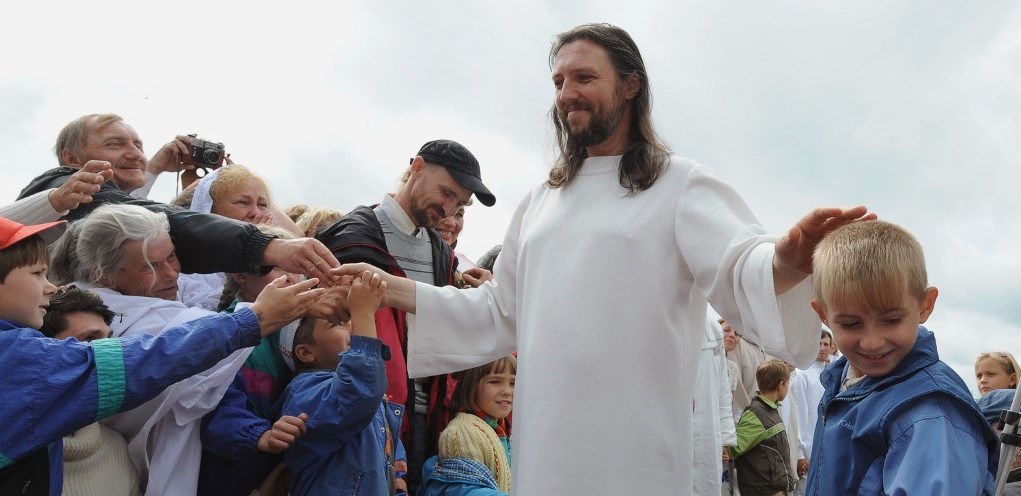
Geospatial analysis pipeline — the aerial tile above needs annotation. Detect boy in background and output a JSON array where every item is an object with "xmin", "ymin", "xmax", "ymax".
[
  {"xmin": 805, "ymin": 220, "xmax": 997, "ymax": 495},
  {"xmin": 731, "ymin": 358, "xmax": 797, "ymax": 496}
]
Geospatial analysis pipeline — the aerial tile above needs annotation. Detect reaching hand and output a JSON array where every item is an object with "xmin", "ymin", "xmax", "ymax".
[
  {"xmin": 49, "ymin": 160, "xmax": 113, "ymax": 212},
  {"xmin": 774, "ymin": 206, "xmax": 876, "ymax": 278},
  {"xmin": 307, "ymin": 281, "xmax": 355, "ymax": 325},
  {"xmin": 250, "ymin": 276, "xmax": 325, "ymax": 335},
  {"xmin": 461, "ymin": 267, "xmax": 493, "ymax": 288},
  {"xmin": 263, "ymin": 238, "xmax": 341, "ymax": 285},
  {"xmin": 348, "ymin": 270, "xmax": 386, "ymax": 316},
  {"xmin": 257, "ymin": 413, "xmax": 309, "ymax": 454}
]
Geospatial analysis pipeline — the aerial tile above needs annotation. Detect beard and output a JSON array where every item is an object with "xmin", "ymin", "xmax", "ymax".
[
  {"xmin": 411, "ymin": 200, "xmax": 444, "ymax": 229},
  {"xmin": 559, "ymin": 92, "xmax": 628, "ymax": 149}
]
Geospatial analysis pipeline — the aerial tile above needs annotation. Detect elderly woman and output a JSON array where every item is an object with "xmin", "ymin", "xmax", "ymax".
[
  {"xmin": 175, "ymin": 165, "xmax": 303, "ymax": 310},
  {"xmin": 61, "ymin": 203, "xmax": 316, "ymax": 496}
]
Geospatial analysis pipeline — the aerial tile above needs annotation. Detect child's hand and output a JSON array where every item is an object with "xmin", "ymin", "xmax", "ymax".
[
  {"xmin": 347, "ymin": 270, "xmax": 386, "ymax": 316},
  {"xmin": 257, "ymin": 413, "xmax": 309, "ymax": 454}
]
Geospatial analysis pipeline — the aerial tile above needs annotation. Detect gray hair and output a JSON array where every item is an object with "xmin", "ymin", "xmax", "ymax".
[
  {"xmin": 75, "ymin": 204, "xmax": 170, "ymax": 287},
  {"xmin": 48, "ymin": 220, "xmax": 84, "ymax": 286}
]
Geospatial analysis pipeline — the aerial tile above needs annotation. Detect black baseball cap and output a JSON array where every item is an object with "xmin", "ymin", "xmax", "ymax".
[{"xmin": 414, "ymin": 139, "xmax": 495, "ymax": 207}]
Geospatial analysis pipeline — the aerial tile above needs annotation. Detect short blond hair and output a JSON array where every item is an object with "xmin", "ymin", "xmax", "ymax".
[
  {"xmin": 55, "ymin": 113, "xmax": 123, "ymax": 166},
  {"xmin": 208, "ymin": 165, "xmax": 270, "ymax": 209},
  {"xmin": 813, "ymin": 221, "xmax": 927, "ymax": 312}
]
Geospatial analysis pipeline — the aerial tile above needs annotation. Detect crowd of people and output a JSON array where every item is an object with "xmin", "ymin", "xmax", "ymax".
[{"xmin": 0, "ymin": 22, "xmax": 1013, "ymax": 496}]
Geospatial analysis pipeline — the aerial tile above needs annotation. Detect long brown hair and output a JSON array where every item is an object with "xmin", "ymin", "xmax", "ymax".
[{"xmin": 547, "ymin": 23, "xmax": 669, "ymax": 195}]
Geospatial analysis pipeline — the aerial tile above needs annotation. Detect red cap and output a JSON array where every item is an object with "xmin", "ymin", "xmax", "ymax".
[{"xmin": 0, "ymin": 217, "xmax": 67, "ymax": 250}]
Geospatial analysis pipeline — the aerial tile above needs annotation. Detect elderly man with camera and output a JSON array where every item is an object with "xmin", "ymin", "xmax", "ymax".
[{"xmin": 17, "ymin": 113, "xmax": 340, "ymax": 283}]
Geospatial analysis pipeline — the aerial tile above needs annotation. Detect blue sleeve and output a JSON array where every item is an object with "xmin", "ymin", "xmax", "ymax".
[
  {"xmin": 282, "ymin": 336, "xmax": 387, "ymax": 448},
  {"xmin": 881, "ymin": 396, "xmax": 995, "ymax": 496},
  {"xmin": 0, "ymin": 309, "xmax": 261, "ymax": 468},
  {"xmin": 200, "ymin": 372, "xmax": 270, "ymax": 459}
]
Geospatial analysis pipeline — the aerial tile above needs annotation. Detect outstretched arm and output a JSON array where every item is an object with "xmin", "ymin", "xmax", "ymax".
[{"xmin": 773, "ymin": 206, "xmax": 876, "ymax": 294}]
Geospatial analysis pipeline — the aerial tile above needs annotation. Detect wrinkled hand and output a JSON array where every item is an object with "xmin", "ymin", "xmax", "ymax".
[
  {"xmin": 49, "ymin": 160, "xmax": 113, "ymax": 212},
  {"xmin": 250, "ymin": 276, "xmax": 325, "ymax": 335},
  {"xmin": 461, "ymin": 267, "xmax": 493, "ymax": 288},
  {"xmin": 797, "ymin": 458, "xmax": 808, "ymax": 478},
  {"xmin": 263, "ymin": 238, "xmax": 341, "ymax": 284},
  {"xmin": 307, "ymin": 280, "xmax": 355, "ymax": 325},
  {"xmin": 257, "ymin": 413, "xmax": 309, "ymax": 454},
  {"xmin": 147, "ymin": 135, "xmax": 197, "ymax": 175},
  {"xmin": 775, "ymin": 206, "xmax": 876, "ymax": 276}
]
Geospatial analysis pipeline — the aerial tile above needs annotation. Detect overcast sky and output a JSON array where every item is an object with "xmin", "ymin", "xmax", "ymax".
[{"xmin": 2, "ymin": 1, "xmax": 1019, "ymax": 395}]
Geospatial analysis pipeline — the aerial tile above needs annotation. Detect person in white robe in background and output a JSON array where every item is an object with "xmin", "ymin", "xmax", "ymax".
[
  {"xmin": 694, "ymin": 312, "xmax": 738, "ymax": 495},
  {"xmin": 336, "ymin": 23, "xmax": 874, "ymax": 495}
]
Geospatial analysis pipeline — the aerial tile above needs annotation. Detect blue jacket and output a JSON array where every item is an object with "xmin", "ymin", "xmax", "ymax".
[
  {"xmin": 0, "ymin": 310, "xmax": 263, "ymax": 496},
  {"xmin": 282, "ymin": 336, "xmax": 406, "ymax": 496},
  {"xmin": 805, "ymin": 326, "xmax": 998, "ymax": 495},
  {"xmin": 419, "ymin": 455, "xmax": 508, "ymax": 496}
]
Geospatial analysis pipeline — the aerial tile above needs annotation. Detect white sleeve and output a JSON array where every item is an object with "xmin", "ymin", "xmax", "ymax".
[
  {"xmin": 129, "ymin": 170, "xmax": 160, "ymax": 199},
  {"xmin": 406, "ymin": 193, "xmax": 529, "ymax": 377},
  {"xmin": 0, "ymin": 189, "xmax": 64, "ymax": 224},
  {"xmin": 673, "ymin": 162, "xmax": 819, "ymax": 369},
  {"xmin": 718, "ymin": 351, "xmax": 737, "ymax": 446}
]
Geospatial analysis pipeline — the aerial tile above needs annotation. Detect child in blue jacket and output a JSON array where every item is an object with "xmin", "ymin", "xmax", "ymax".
[
  {"xmin": 804, "ymin": 220, "xmax": 998, "ymax": 495},
  {"xmin": 282, "ymin": 270, "xmax": 407, "ymax": 495},
  {"xmin": 0, "ymin": 216, "xmax": 325, "ymax": 496}
]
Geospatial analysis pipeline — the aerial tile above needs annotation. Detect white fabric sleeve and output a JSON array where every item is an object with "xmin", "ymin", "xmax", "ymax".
[
  {"xmin": 0, "ymin": 189, "xmax": 64, "ymax": 224},
  {"xmin": 406, "ymin": 192, "xmax": 530, "ymax": 378},
  {"xmin": 717, "ymin": 351, "xmax": 737, "ymax": 446},
  {"xmin": 673, "ymin": 162, "xmax": 819, "ymax": 370},
  {"xmin": 129, "ymin": 170, "xmax": 160, "ymax": 199}
]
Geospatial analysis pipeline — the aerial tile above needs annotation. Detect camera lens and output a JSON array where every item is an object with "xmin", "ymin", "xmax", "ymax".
[{"xmin": 201, "ymin": 149, "xmax": 221, "ymax": 165}]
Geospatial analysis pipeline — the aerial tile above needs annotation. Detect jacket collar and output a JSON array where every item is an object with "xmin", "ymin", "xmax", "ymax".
[{"xmin": 821, "ymin": 326, "xmax": 939, "ymax": 398}]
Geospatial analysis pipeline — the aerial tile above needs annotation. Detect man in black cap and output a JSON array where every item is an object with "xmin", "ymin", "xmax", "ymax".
[{"xmin": 315, "ymin": 139, "xmax": 494, "ymax": 492}]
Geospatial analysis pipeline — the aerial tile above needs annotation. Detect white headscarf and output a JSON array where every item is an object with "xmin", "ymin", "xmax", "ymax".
[{"xmin": 188, "ymin": 167, "xmax": 226, "ymax": 214}]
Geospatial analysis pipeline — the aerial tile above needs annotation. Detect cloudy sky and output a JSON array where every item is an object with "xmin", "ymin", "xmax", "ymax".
[{"xmin": 2, "ymin": 1, "xmax": 1020, "ymax": 394}]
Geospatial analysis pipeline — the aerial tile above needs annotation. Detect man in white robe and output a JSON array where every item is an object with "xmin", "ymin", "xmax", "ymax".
[
  {"xmin": 694, "ymin": 313, "xmax": 738, "ymax": 495},
  {"xmin": 337, "ymin": 23, "xmax": 873, "ymax": 495},
  {"xmin": 789, "ymin": 328, "xmax": 833, "ymax": 495}
]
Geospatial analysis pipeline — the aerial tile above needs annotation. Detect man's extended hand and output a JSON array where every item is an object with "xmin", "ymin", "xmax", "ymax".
[
  {"xmin": 49, "ymin": 160, "xmax": 113, "ymax": 212},
  {"xmin": 773, "ymin": 206, "xmax": 876, "ymax": 293},
  {"xmin": 263, "ymin": 238, "xmax": 341, "ymax": 284}
]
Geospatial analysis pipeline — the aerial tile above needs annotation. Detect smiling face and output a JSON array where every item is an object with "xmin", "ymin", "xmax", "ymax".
[
  {"xmin": 106, "ymin": 232, "xmax": 180, "ymax": 300},
  {"xmin": 76, "ymin": 118, "xmax": 148, "ymax": 192},
  {"xmin": 0, "ymin": 262, "xmax": 56, "ymax": 329},
  {"xmin": 476, "ymin": 370, "xmax": 515, "ymax": 420},
  {"xmin": 812, "ymin": 287, "xmax": 938, "ymax": 378},
  {"xmin": 551, "ymin": 39, "xmax": 637, "ymax": 154},
  {"xmin": 435, "ymin": 206, "xmax": 465, "ymax": 247},
  {"xmin": 405, "ymin": 162, "xmax": 472, "ymax": 229},
  {"xmin": 976, "ymin": 357, "xmax": 1017, "ymax": 396}
]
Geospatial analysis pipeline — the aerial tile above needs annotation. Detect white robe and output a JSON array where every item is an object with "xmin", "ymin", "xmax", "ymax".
[
  {"xmin": 84, "ymin": 285, "xmax": 252, "ymax": 496},
  {"xmin": 791, "ymin": 360, "xmax": 827, "ymax": 460},
  {"xmin": 406, "ymin": 155, "xmax": 820, "ymax": 495},
  {"xmin": 693, "ymin": 314, "xmax": 738, "ymax": 495}
]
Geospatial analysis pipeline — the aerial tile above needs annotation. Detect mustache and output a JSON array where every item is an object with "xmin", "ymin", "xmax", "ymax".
[{"xmin": 559, "ymin": 101, "xmax": 592, "ymax": 118}]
